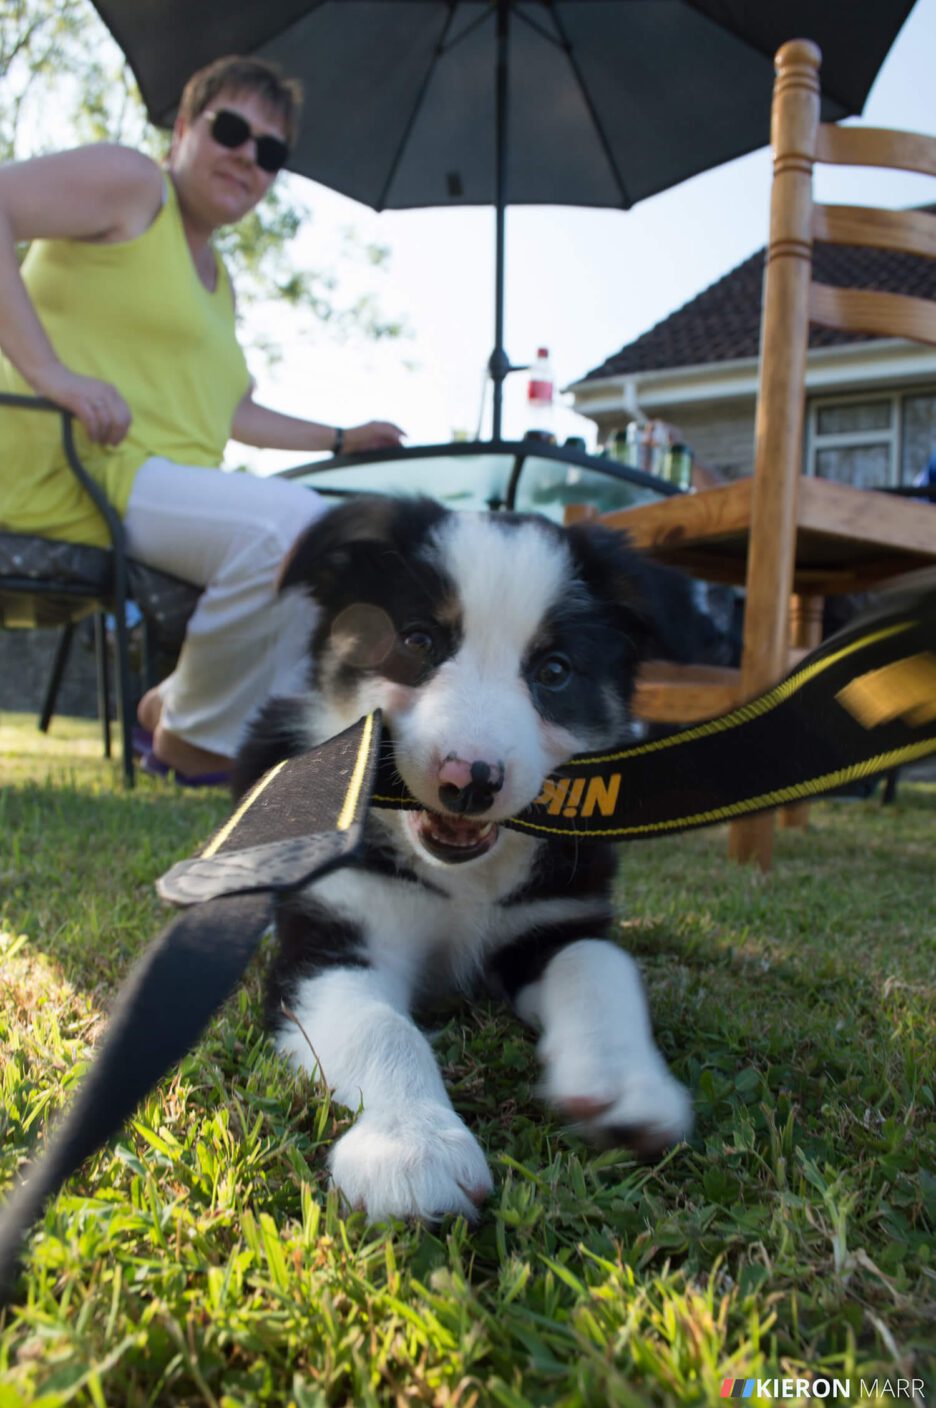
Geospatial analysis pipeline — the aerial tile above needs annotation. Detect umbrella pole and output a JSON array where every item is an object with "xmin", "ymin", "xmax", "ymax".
[{"xmin": 489, "ymin": 0, "xmax": 510, "ymax": 441}]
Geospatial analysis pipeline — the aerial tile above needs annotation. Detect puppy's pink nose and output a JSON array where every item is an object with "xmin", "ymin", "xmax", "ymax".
[
  {"xmin": 438, "ymin": 755, "xmax": 474, "ymax": 790},
  {"xmin": 438, "ymin": 754, "xmax": 505, "ymax": 816}
]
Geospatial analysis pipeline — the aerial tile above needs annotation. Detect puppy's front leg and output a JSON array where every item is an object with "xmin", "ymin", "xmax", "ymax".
[
  {"xmin": 513, "ymin": 939, "xmax": 693, "ymax": 1159},
  {"xmin": 277, "ymin": 966, "xmax": 492, "ymax": 1221}
]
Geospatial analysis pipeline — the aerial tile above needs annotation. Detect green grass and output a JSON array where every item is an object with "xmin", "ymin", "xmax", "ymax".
[{"xmin": 1, "ymin": 712, "xmax": 934, "ymax": 1407}]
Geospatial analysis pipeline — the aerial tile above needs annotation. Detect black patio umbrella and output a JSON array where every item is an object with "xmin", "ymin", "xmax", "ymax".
[{"xmin": 90, "ymin": 0, "xmax": 916, "ymax": 437}]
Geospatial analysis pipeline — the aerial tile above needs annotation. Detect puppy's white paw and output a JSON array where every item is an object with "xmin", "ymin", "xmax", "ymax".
[
  {"xmin": 329, "ymin": 1101, "xmax": 493, "ymax": 1222},
  {"xmin": 543, "ymin": 1051, "xmax": 693, "ymax": 1160}
]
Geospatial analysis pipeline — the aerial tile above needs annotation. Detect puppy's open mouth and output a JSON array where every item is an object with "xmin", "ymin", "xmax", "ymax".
[{"xmin": 406, "ymin": 809, "xmax": 500, "ymax": 864}]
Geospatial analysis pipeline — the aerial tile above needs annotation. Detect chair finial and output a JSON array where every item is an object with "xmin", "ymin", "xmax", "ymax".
[{"xmin": 775, "ymin": 39, "xmax": 822, "ymax": 79}]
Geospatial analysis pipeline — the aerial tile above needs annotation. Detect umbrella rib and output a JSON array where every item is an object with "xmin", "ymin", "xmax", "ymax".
[
  {"xmin": 438, "ymin": 4, "xmax": 495, "ymax": 56},
  {"xmin": 376, "ymin": 2, "xmax": 476, "ymax": 210},
  {"xmin": 543, "ymin": 4, "xmax": 634, "ymax": 209},
  {"xmin": 511, "ymin": 5, "xmax": 563, "ymax": 51}
]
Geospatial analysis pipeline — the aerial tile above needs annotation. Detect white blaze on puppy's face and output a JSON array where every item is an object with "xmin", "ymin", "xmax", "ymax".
[{"xmin": 387, "ymin": 513, "xmax": 586, "ymax": 821}]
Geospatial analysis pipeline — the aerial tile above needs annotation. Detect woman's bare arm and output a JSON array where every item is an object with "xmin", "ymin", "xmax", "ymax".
[
  {"xmin": 231, "ymin": 390, "xmax": 404, "ymax": 455},
  {"xmin": 0, "ymin": 145, "xmax": 163, "ymax": 443}
]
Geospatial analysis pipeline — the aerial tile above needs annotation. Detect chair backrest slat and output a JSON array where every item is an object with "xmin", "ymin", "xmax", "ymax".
[
  {"xmin": 811, "ymin": 203, "xmax": 936, "ymax": 260},
  {"xmin": 815, "ymin": 123, "xmax": 936, "ymax": 176},
  {"xmin": 809, "ymin": 283, "xmax": 936, "ymax": 345}
]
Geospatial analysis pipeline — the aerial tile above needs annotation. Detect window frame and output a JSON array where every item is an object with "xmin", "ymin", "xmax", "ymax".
[
  {"xmin": 806, "ymin": 391, "xmax": 899, "ymax": 487},
  {"xmin": 805, "ymin": 386, "xmax": 936, "ymax": 488}
]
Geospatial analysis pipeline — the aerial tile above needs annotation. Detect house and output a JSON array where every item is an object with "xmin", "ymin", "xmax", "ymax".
[{"xmin": 569, "ymin": 209, "xmax": 936, "ymax": 491}]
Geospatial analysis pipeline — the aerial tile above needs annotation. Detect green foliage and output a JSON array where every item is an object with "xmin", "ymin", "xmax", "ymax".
[
  {"xmin": 0, "ymin": 714, "xmax": 933, "ymax": 1405},
  {"xmin": 0, "ymin": 0, "xmax": 404, "ymax": 353},
  {"xmin": 0, "ymin": 0, "xmax": 155, "ymax": 162}
]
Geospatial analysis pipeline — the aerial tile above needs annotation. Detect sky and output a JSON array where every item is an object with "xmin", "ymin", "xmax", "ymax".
[{"xmin": 118, "ymin": 3, "xmax": 936, "ymax": 470}]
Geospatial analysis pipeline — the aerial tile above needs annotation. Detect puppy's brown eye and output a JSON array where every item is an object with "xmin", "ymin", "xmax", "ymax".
[
  {"xmin": 400, "ymin": 627, "xmax": 434, "ymax": 656},
  {"xmin": 536, "ymin": 654, "xmax": 572, "ymax": 690}
]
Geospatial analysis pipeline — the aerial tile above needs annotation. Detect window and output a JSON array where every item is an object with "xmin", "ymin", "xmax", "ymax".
[
  {"xmin": 807, "ymin": 390, "xmax": 936, "ymax": 488},
  {"xmin": 901, "ymin": 393, "xmax": 936, "ymax": 483}
]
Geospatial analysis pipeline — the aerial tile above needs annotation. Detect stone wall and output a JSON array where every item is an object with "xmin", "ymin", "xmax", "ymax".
[{"xmin": 671, "ymin": 401, "xmax": 757, "ymax": 481}]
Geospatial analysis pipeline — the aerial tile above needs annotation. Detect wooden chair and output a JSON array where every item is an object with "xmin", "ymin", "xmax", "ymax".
[
  {"xmin": 0, "ymin": 394, "xmax": 200, "ymax": 785},
  {"xmin": 567, "ymin": 38, "xmax": 936, "ymax": 869}
]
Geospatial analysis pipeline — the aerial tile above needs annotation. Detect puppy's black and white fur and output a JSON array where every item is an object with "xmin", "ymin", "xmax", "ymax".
[{"xmin": 235, "ymin": 497, "xmax": 696, "ymax": 1221}]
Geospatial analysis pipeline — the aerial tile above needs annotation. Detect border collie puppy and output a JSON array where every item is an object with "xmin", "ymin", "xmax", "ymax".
[{"xmin": 235, "ymin": 497, "xmax": 695, "ymax": 1222}]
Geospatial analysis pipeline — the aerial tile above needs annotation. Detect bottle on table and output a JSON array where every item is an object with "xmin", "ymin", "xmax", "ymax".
[
  {"xmin": 526, "ymin": 346, "xmax": 557, "ymax": 443},
  {"xmin": 663, "ymin": 442, "xmax": 693, "ymax": 490},
  {"xmin": 624, "ymin": 419, "xmax": 672, "ymax": 476}
]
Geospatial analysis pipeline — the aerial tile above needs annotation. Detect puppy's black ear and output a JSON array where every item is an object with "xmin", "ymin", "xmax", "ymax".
[
  {"xmin": 278, "ymin": 495, "xmax": 448, "ymax": 599},
  {"xmin": 278, "ymin": 497, "xmax": 379, "ymax": 596},
  {"xmin": 565, "ymin": 521, "xmax": 709, "ymax": 664}
]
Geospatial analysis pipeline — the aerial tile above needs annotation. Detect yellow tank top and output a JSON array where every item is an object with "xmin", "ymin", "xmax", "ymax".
[{"xmin": 0, "ymin": 176, "xmax": 250, "ymax": 547}]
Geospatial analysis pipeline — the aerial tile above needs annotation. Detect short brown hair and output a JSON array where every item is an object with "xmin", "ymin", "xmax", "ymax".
[{"xmin": 178, "ymin": 56, "xmax": 303, "ymax": 147}]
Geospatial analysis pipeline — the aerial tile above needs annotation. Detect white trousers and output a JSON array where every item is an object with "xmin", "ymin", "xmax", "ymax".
[{"xmin": 124, "ymin": 457, "xmax": 327, "ymax": 757}]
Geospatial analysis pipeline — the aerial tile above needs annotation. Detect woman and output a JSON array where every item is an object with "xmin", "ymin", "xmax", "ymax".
[{"xmin": 0, "ymin": 55, "xmax": 403, "ymax": 781}]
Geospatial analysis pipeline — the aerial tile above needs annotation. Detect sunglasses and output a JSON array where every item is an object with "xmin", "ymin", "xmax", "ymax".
[{"xmin": 204, "ymin": 108, "xmax": 290, "ymax": 175}]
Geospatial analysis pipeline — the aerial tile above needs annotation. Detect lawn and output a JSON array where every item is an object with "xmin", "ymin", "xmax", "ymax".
[{"xmin": 0, "ymin": 712, "xmax": 933, "ymax": 1407}]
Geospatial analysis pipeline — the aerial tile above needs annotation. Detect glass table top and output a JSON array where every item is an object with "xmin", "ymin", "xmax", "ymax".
[{"xmin": 276, "ymin": 438, "xmax": 681, "ymax": 523}]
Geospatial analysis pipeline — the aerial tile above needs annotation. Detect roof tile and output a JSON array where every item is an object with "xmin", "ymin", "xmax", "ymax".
[{"xmin": 579, "ymin": 206, "xmax": 936, "ymax": 382}]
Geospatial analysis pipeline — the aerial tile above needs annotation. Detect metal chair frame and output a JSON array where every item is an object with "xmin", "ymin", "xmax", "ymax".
[{"xmin": 0, "ymin": 392, "xmax": 136, "ymax": 784}]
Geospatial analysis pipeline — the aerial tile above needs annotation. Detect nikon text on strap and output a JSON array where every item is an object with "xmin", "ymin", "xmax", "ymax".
[{"xmin": 1, "ymin": 577, "xmax": 934, "ymax": 1301}]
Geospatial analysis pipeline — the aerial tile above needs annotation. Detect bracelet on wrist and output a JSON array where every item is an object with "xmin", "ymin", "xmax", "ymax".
[{"xmin": 332, "ymin": 427, "xmax": 345, "ymax": 455}]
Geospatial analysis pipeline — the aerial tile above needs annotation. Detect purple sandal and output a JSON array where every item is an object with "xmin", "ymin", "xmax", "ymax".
[{"xmin": 134, "ymin": 727, "xmax": 230, "ymax": 789}]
